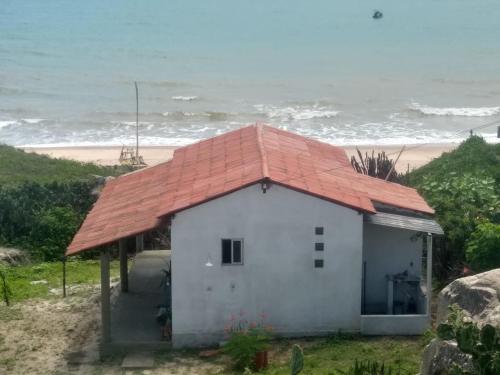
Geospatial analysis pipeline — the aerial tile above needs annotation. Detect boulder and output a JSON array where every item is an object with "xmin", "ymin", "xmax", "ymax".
[
  {"xmin": 421, "ymin": 269, "xmax": 500, "ymax": 375},
  {"xmin": 421, "ymin": 339, "xmax": 473, "ymax": 375},
  {"xmin": 0, "ymin": 247, "xmax": 26, "ymax": 266},
  {"xmin": 436, "ymin": 268, "xmax": 500, "ymax": 327}
]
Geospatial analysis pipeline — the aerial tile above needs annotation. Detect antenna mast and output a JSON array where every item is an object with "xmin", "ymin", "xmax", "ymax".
[{"xmin": 135, "ymin": 81, "xmax": 139, "ymax": 159}]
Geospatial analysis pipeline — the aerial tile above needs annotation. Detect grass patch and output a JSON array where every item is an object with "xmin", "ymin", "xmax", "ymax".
[
  {"xmin": 202, "ymin": 335, "xmax": 424, "ymax": 374},
  {"xmin": 0, "ymin": 144, "xmax": 128, "ymax": 186},
  {"xmin": 1, "ymin": 259, "xmax": 120, "ymax": 302}
]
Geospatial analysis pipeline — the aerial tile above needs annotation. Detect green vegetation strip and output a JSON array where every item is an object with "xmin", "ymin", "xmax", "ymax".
[
  {"xmin": 1, "ymin": 260, "xmax": 120, "ymax": 302},
  {"xmin": 0, "ymin": 144, "xmax": 126, "ymax": 186}
]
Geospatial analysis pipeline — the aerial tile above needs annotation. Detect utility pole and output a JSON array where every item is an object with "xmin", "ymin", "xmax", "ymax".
[{"xmin": 135, "ymin": 81, "xmax": 139, "ymax": 160}]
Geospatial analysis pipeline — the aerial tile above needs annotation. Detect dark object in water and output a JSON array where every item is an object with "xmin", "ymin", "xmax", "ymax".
[{"xmin": 373, "ymin": 10, "xmax": 383, "ymax": 19}]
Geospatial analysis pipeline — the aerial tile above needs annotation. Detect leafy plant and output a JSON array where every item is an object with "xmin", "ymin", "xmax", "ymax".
[
  {"xmin": 418, "ymin": 173, "xmax": 499, "ymax": 280},
  {"xmin": 408, "ymin": 136, "xmax": 500, "ymax": 281},
  {"xmin": 290, "ymin": 344, "xmax": 304, "ymax": 375},
  {"xmin": 465, "ymin": 221, "xmax": 500, "ymax": 272},
  {"xmin": 223, "ymin": 312, "xmax": 273, "ymax": 371},
  {"xmin": 29, "ymin": 206, "xmax": 82, "ymax": 261},
  {"xmin": 436, "ymin": 305, "xmax": 500, "ymax": 375},
  {"xmin": 350, "ymin": 149, "xmax": 402, "ymax": 183}
]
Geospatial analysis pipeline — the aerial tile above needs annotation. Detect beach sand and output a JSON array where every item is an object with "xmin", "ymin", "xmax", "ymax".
[{"xmin": 21, "ymin": 143, "xmax": 457, "ymax": 173}]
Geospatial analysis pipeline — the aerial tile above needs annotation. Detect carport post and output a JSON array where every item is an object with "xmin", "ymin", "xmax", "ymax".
[
  {"xmin": 100, "ymin": 249, "xmax": 111, "ymax": 344},
  {"xmin": 119, "ymin": 238, "xmax": 128, "ymax": 292},
  {"xmin": 426, "ymin": 234, "xmax": 433, "ymax": 316},
  {"xmin": 135, "ymin": 234, "xmax": 144, "ymax": 253}
]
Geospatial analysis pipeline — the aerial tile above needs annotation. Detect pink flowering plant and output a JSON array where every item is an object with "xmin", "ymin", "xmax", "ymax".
[{"xmin": 223, "ymin": 310, "xmax": 273, "ymax": 370}]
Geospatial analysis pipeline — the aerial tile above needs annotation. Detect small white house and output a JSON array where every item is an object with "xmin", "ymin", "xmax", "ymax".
[{"xmin": 67, "ymin": 124, "xmax": 442, "ymax": 349}]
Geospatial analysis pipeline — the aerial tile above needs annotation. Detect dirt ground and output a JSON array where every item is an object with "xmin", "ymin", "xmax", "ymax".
[{"xmin": 0, "ymin": 286, "xmax": 223, "ymax": 375}]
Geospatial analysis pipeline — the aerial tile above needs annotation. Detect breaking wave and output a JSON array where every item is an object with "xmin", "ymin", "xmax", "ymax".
[
  {"xmin": 171, "ymin": 95, "xmax": 199, "ymax": 101},
  {"xmin": 410, "ymin": 102, "xmax": 500, "ymax": 117},
  {"xmin": 254, "ymin": 104, "xmax": 339, "ymax": 121}
]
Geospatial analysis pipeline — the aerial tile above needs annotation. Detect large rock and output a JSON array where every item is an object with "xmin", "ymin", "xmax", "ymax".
[
  {"xmin": 436, "ymin": 268, "xmax": 500, "ymax": 326},
  {"xmin": 421, "ymin": 269, "xmax": 500, "ymax": 375},
  {"xmin": 421, "ymin": 339, "xmax": 473, "ymax": 375},
  {"xmin": 0, "ymin": 247, "xmax": 26, "ymax": 266}
]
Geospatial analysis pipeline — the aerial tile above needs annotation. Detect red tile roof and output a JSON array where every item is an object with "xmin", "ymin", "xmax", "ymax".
[{"xmin": 66, "ymin": 124, "xmax": 434, "ymax": 255}]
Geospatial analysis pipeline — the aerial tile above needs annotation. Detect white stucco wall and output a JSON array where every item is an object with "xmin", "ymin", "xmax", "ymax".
[
  {"xmin": 171, "ymin": 183, "xmax": 363, "ymax": 347},
  {"xmin": 362, "ymin": 224, "xmax": 423, "ymax": 314}
]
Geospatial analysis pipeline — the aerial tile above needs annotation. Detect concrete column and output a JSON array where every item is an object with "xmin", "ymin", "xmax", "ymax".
[
  {"xmin": 426, "ymin": 234, "xmax": 433, "ymax": 316},
  {"xmin": 119, "ymin": 238, "xmax": 128, "ymax": 293},
  {"xmin": 135, "ymin": 234, "xmax": 144, "ymax": 253},
  {"xmin": 100, "ymin": 249, "xmax": 111, "ymax": 343}
]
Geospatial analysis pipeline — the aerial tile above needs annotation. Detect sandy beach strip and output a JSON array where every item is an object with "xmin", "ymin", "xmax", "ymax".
[{"xmin": 21, "ymin": 143, "xmax": 457, "ymax": 173}]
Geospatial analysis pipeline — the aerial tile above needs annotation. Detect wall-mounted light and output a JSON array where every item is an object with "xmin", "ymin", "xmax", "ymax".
[
  {"xmin": 261, "ymin": 180, "xmax": 269, "ymax": 194},
  {"xmin": 205, "ymin": 254, "xmax": 213, "ymax": 267}
]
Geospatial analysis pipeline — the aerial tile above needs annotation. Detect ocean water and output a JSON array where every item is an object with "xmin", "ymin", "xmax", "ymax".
[{"xmin": 1, "ymin": 0, "xmax": 500, "ymax": 147}]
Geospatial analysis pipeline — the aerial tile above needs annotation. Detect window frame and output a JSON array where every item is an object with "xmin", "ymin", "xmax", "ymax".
[{"xmin": 221, "ymin": 238, "xmax": 244, "ymax": 265}]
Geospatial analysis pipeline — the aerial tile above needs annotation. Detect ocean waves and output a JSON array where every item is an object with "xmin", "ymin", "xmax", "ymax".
[
  {"xmin": 2, "ymin": 100, "xmax": 499, "ymax": 148},
  {"xmin": 254, "ymin": 104, "xmax": 339, "ymax": 121},
  {"xmin": 409, "ymin": 102, "xmax": 500, "ymax": 117}
]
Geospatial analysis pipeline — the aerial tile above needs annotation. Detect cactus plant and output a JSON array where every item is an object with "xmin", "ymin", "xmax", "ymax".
[
  {"xmin": 436, "ymin": 305, "xmax": 500, "ymax": 375},
  {"xmin": 290, "ymin": 344, "xmax": 304, "ymax": 375}
]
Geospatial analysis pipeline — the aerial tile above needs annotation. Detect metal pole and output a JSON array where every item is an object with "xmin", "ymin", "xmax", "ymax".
[
  {"xmin": 135, "ymin": 81, "xmax": 139, "ymax": 160},
  {"xmin": 385, "ymin": 145, "xmax": 406, "ymax": 181}
]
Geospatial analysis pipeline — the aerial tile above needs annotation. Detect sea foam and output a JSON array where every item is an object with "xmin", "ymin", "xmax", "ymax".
[
  {"xmin": 171, "ymin": 95, "xmax": 198, "ymax": 101},
  {"xmin": 410, "ymin": 102, "xmax": 500, "ymax": 117},
  {"xmin": 254, "ymin": 104, "xmax": 339, "ymax": 121}
]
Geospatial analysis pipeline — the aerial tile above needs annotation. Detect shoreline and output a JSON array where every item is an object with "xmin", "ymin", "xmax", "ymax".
[{"xmin": 21, "ymin": 143, "xmax": 458, "ymax": 172}]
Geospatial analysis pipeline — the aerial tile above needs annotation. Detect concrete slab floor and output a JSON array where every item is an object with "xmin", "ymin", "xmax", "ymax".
[
  {"xmin": 121, "ymin": 351, "xmax": 155, "ymax": 369},
  {"xmin": 111, "ymin": 250, "xmax": 171, "ymax": 343}
]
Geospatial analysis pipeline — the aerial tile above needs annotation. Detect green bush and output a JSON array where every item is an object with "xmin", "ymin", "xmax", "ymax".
[
  {"xmin": 223, "ymin": 313, "xmax": 272, "ymax": 371},
  {"xmin": 0, "ymin": 180, "xmax": 97, "ymax": 260},
  {"xmin": 29, "ymin": 207, "xmax": 82, "ymax": 261},
  {"xmin": 465, "ymin": 222, "xmax": 500, "ymax": 272},
  {"xmin": 417, "ymin": 173, "xmax": 499, "ymax": 280},
  {"xmin": 408, "ymin": 136, "xmax": 500, "ymax": 281}
]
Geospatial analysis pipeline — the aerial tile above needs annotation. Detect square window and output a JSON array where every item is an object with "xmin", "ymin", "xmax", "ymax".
[
  {"xmin": 222, "ymin": 239, "xmax": 232, "ymax": 264},
  {"xmin": 314, "ymin": 259, "xmax": 324, "ymax": 268},
  {"xmin": 315, "ymin": 242, "xmax": 324, "ymax": 251},
  {"xmin": 233, "ymin": 240, "xmax": 242, "ymax": 263},
  {"xmin": 315, "ymin": 227, "xmax": 324, "ymax": 235},
  {"xmin": 221, "ymin": 239, "xmax": 244, "ymax": 265}
]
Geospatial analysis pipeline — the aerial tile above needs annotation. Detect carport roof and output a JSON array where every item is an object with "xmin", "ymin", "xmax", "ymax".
[{"xmin": 66, "ymin": 124, "xmax": 435, "ymax": 255}]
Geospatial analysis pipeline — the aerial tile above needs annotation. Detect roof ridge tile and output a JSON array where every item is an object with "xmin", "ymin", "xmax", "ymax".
[{"xmin": 256, "ymin": 123, "xmax": 270, "ymax": 178}]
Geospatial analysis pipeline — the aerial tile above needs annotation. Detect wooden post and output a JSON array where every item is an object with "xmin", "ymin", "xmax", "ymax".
[
  {"xmin": 62, "ymin": 256, "xmax": 67, "ymax": 298},
  {"xmin": 119, "ymin": 238, "xmax": 128, "ymax": 293},
  {"xmin": 426, "ymin": 234, "xmax": 433, "ymax": 316},
  {"xmin": 100, "ymin": 250, "xmax": 111, "ymax": 343},
  {"xmin": 135, "ymin": 234, "xmax": 144, "ymax": 253}
]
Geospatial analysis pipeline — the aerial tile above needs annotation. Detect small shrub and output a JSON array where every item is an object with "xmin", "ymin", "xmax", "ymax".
[
  {"xmin": 223, "ymin": 312, "xmax": 273, "ymax": 371},
  {"xmin": 465, "ymin": 221, "xmax": 500, "ymax": 272},
  {"xmin": 28, "ymin": 206, "xmax": 82, "ymax": 261}
]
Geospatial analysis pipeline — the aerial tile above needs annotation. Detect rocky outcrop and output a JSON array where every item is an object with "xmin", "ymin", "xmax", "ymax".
[
  {"xmin": 421, "ymin": 340, "xmax": 473, "ymax": 375},
  {"xmin": 0, "ymin": 247, "xmax": 26, "ymax": 266},
  {"xmin": 436, "ymin": 269, "xmax": 500, "ymax": 327},
  {"xmin": 421, "ymin": 269, "xmax": 500, "ymax": 375}
]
